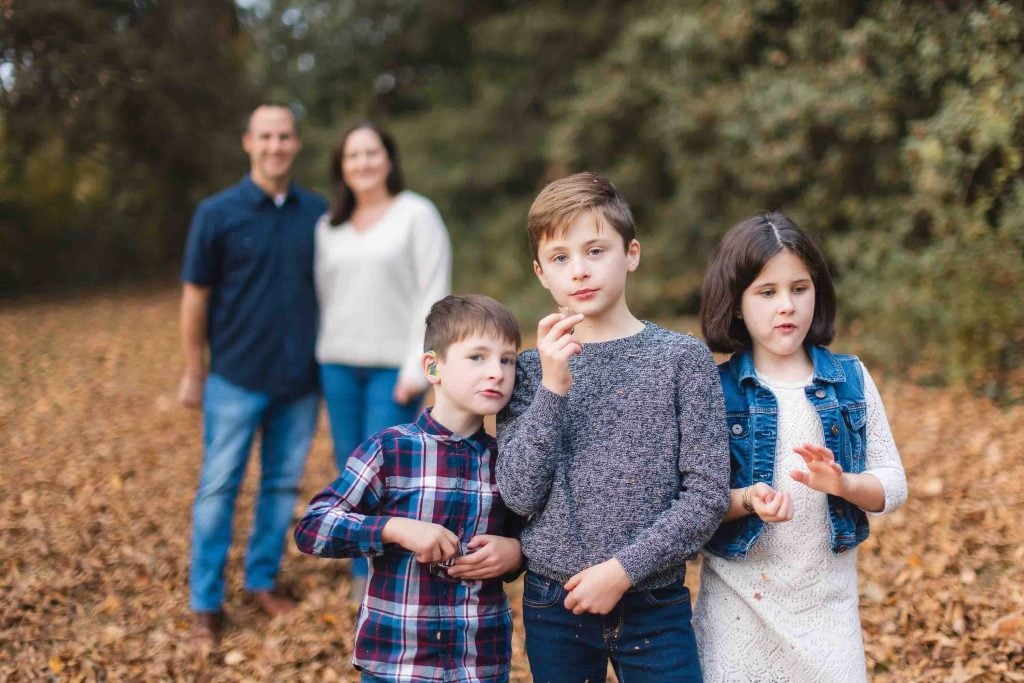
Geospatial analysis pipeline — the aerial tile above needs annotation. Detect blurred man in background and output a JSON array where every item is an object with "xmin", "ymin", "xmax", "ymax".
[{"xmin": 178, "ymin": 104, "xmax": 327, "ymax": 646}]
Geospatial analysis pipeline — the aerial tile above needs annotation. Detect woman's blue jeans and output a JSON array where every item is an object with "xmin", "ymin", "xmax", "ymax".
[
  {"xmin": 522, "ymin": 571, "xmax": 702, "ymax": 683},
  {"xmin": 189, "ymin": 374, "xmax": 319, "ymax": 612},
  {"xmin": 319, "ymin": 363, "xmax": 419, "ymax": 578}
]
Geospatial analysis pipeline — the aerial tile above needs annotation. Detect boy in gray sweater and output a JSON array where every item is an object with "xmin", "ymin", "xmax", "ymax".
[{"xmin": 496, "ymin": 172, "xmax": 730, "ymax": 682}]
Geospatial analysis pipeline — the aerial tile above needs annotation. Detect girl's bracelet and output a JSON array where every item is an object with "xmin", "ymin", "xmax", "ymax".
[{"xmin": 741, "ymin": 486, "xmax": 755, "ymax": 515}]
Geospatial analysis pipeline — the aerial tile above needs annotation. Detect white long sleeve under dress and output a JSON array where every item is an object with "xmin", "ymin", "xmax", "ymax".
[
  {"xmin": 314, "ymin": 191, "xmax": 452, "ymax": 388},
  {"xmin": 694, "ymin": 362, "xmax": 907, "ymax": 683}
]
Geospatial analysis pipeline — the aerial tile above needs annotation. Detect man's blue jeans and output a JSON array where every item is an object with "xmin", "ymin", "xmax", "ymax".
[
  {"xmin": 522, "ymin": 571, "xmax": 702, "ymax": 683},
  {"xmin": 320, "ymin": 363, "xmax": 418, "ymax": 580},
  {"xmin": 189, "ymin": 374, "xmax": 318, "ymax": 613}
]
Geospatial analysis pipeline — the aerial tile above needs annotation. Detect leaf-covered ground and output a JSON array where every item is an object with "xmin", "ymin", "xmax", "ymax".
[{"xmin": 1, "ymin": 288, "xmax": 1021, "ymax": 681}]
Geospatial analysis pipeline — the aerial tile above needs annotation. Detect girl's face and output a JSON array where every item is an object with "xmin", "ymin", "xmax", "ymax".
[
  {"xmin": 341, "ymin": 127, "xmax": 391, "ymax": 197},
  {"xmin": 740, "ymin": 249, "xmax": 815, "ymax": 367}
]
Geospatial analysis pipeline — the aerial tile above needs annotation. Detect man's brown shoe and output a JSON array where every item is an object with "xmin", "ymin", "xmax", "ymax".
[
  {"xmin": 247, "ymin": 590, "xmax": 296, "ymax": 618},
  {"xmin": 190, "ymin": 611, "xmax": 224, "ymax": 647}
]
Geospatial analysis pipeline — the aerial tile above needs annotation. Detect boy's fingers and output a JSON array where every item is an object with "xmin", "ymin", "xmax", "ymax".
[
  {"xmin": 540, "ymin": 314, "xmax": 584, "ymax": 346},
  {"xmin": 466, "ymin": 535, "xmax": 490, "ymax": 550},
  {"xmin": 537, "ymin": 313, "xmax": 565, "ymax": 339},
  {"xmin": 564, "ymin": 574, "xmax": 582, "ymax": 592}
]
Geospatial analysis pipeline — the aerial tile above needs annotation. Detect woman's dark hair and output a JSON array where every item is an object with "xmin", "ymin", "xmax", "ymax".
[
  {"xmin": 700, "ymin": 211, "xmax": 836, "ymax": 353},
  {"xmin": 328, "ymin": 122, "xmax": 404, "ymax": 226}
]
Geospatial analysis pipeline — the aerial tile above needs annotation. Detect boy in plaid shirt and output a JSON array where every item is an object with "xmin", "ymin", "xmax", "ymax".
[{"xmin": 295, "ymin": 294, "xmax": 523, "ymax": 683}]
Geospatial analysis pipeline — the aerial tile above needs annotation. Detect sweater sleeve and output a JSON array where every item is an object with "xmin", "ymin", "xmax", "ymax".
[
  {"xmin": 495, "ymin": 353, "xmax": 569, "ymax": 516},
  {"xmin": 293, "ymin": 435, "xmax": 393, "ymax": 558},
  {"xmin": 613, "ymin": 340, "xmax": 731, "ymax": 585},
  {"xmin": 860, "ymin": 362, "xmax": 908, "ymax": 516},
  {"xmin": 398, "ymin": 199, "xmax": 452, "ymax": 388}
]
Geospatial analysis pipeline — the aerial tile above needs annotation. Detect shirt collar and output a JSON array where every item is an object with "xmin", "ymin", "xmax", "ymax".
[
  {"xmin": 416, "ymin": 408, "xmax": 492, "ymax": 448},
  {"xmin": 240, "ymin": 174, "xmax": 298, "ymax": 207}
]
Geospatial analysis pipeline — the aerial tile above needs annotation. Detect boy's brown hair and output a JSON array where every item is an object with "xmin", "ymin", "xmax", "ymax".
[
  {"xmin": 527, "ymin": 172, "xmax": 636, "ymax": 261},
  {"xmin": 424, "ymin": 294, "xmax": 521, "ymax": 359}
]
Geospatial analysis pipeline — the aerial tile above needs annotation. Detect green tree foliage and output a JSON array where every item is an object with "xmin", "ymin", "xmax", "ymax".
[
  {"xmin": 0, "ymin": 0, "xmax": 253, "ymax": 291},
  {"xmin": 4, "ymin": 0, "xmax": 1022, "ymax": 393}
]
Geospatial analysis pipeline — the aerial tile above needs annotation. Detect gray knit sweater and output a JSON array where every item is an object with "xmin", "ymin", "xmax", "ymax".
[{"xmin": 496, "ymin": 322, "xmax": 730, "ymax": 591}]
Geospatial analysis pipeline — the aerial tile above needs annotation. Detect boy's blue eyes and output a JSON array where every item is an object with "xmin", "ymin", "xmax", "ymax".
[
  {"xmin": 550, "ymin": 248, "xmax": 605, "ymax": 263},
  {"xmin": 466, "ymin": 354, "xmax": 516, "ymax": 365}
]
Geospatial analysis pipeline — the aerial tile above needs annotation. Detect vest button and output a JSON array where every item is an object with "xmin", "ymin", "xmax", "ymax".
[
  {"xmin": 815, "ymin": 389, "xmax": 827, "ymax": 399},
  {"xmin": 731, "ymin": 424, "xmax": 744, "ymax": 435},
  {"xmin": 831, "ymin": 424, "xmax": 840, "ymax": 436},
  {"xmin": 837, "ymin": 545, "xmax": 848, "ymax": 553}
]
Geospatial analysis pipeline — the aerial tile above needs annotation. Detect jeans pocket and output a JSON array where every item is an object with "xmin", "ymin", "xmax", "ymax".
[
  {"xmin": 642, "ymin": 582, "xmax": 691, "ymax": 608},
  {"xmin": 522, "ymin": 572, "xmax": 562, "ymax": 609}
]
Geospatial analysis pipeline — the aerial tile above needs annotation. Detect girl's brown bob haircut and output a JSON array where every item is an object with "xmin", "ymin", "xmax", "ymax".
[{"xmin": 700, "ymin": 212, "xmax": 836, "ymax": 353}]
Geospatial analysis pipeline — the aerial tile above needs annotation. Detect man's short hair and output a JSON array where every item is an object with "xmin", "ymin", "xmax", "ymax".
[
  {"xmin": 527, "ymin": 172, "xmax": 636, "ymax": 261},
  {"xmin": 424, "ymin": 294, "xmax": 521, "ymax": 359}
]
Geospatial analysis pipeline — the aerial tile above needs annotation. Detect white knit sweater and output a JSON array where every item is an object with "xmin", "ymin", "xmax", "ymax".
[{"xmin": 314, "ymin": 191, "xmax": 452, "ymax": 387}]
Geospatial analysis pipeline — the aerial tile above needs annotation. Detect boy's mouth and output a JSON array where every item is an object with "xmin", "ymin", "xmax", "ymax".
[
  {"xmin": 480, "ymin": 389, "xmax": 504, "ymax": 399},
  {"xmin": 570, "ymin": 288, "xmax": 597, "ymax": 298}
]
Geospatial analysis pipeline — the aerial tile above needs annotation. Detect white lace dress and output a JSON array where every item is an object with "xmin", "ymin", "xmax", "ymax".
[{"xmin": 694, "ymin": 363, "xmax": 907, "ymax": 683}]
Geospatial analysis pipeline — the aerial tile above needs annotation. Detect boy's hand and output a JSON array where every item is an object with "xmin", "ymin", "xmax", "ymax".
[
  {"xmin": 445, "ymin": 535, "xmax": 522, "ymax": 580},
  {"xmin": 748, "ymin": 482, "xmax": 793, "ymax": 523},
  {"xmin": 563, "ymin": 558, "xmax": 632, "ymax": 615},
  {"xmin": 790, "ymin": 443, "xmax": 846, "ymax": 497},
  {"xmin": 537, "ymin": 312, "xmax": 585, "ymax": 395},
  {"xmin": 382, "ymin": 518, "xmax": 460, "ymax": 563}
]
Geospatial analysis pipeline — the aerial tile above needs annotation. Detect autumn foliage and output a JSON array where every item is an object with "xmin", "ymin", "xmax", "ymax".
[{"xmin": 1, "ymin": 288, "xmax": 1021, "ymax": 680}]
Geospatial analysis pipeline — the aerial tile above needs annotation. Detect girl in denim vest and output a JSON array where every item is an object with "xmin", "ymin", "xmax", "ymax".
[{"xmin": 692, "ymin": 212, "xmax": 907, "ymax": 682}]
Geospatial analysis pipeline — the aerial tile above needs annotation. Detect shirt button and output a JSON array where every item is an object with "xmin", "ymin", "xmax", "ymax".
[
  {"xmin": 831, "ymin": 424, "xmax": 840, "ymax": 436},
  {"xmin": 731, "ymin": 424, "xmax": 744, "ymax": 435},
  {"xmin": 837, "ymin": 545, "xmax": 848, "ymax": 553},
  {"xmin": 815, "ymin": 389, "xmax": 827, "ymax": 399}
]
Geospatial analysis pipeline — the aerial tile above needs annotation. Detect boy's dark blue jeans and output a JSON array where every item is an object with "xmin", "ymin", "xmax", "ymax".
[{"xmin": 522, "ymin": 571, "xmax": 702, "ymax": 683}]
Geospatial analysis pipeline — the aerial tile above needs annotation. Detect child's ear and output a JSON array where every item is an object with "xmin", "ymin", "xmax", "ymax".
[
  {"xmin": 422, "ymin": 351, "xmax": 441, "ymax": 385},
  {"xmin": 533, "ymin": 260, "xmax": 551, "ymax": 290},
  {"xmin": 626, "ymin": 239, "xmax": 641, "ymax": 272}
]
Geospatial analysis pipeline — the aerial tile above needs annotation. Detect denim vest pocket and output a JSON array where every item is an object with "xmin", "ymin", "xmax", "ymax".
[
  {"xmin": 522, "ymin": 572, "xmax": 563, "ymax": 609},
  {"xmin": 840, "ymin": 401, "xmax": 868, "ymax": 471},
  {"xmin": 642, "ymin": 582, "xmax": 691, "ymax": 608}
]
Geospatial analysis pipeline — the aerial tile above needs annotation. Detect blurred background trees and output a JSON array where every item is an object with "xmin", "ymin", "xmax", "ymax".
[{"xmin": 2, "ymin": 0, "xmax": 1022, "ymax": 396}]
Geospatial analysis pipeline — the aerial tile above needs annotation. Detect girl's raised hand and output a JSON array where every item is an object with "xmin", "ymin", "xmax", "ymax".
[
  {"xmin": 790, "ymin": 443, "xmax": 846, "ymax": 497},
  {"xmin": 536, "ymin": 311, "xmax": 585, "ymax": 395},
  {"xmin": 749, "ymin": 482, "xmax": 794, "ymax": 523}
]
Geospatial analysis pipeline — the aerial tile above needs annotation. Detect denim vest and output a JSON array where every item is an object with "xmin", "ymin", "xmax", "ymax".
[{"xmin": 705, "ymin": 345, "xmax": 869, "ymax": 558}]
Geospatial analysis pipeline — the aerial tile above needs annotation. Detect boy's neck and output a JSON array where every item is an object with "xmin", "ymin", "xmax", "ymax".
[
  {"xmin": 429, "ymin": 400, "xmax": 485, "ymax": 439},
  {"xmin": 572, "ymin": 298, "xmax": 645, "ymax": 343}
]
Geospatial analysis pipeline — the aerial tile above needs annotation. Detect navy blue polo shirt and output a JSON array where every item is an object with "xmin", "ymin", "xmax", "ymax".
[{"xmin": 182, "ymin": 175, "xmax": 328, "ymax": 398}]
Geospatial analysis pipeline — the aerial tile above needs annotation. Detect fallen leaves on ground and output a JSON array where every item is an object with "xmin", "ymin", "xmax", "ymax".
[{"xmin": 1, "ymin": 288, "xmax": 1021, "ymax": 681}]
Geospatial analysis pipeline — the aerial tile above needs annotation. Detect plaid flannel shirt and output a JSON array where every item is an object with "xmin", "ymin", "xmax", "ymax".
[{"xmin": 294, "ymin": 409, "xmax": 516, "ymax": 683}]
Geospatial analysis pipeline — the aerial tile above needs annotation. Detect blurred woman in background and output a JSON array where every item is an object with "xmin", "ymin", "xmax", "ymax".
[{"xmin": 315, "ymin": 122, "xmax": 452, "ymax": 600}]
